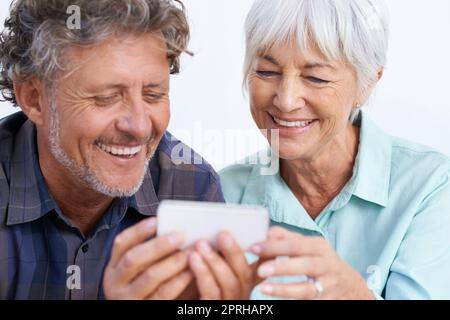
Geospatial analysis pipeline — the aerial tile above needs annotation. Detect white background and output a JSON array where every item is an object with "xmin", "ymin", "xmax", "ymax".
[{"xmin": 1, "ymin": 0, "xmax": 449, "ymax": 170}]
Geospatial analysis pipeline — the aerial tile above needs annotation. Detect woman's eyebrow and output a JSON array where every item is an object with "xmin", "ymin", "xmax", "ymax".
[
  {"xmin": 303, "ymin": 62, "xmax": 335, "ymax": 70},
  {"xmin": 261, "ymin": 55, "xmax": 280, "ymax": 66}
]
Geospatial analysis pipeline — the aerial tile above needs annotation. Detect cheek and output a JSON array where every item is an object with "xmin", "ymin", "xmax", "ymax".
[
  {"xmin": 249, "ymin": 82, "xmax": 274, "ymax": 121},
  {"xmin": 57, "ymin": 109, "xmax": 110, "ymax": 160},
  {"xmin": 149, "ymin": 102, "xmax": 170, "ymax": 136}
]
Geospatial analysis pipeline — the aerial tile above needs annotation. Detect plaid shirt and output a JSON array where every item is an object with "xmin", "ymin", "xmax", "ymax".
[{"xmin": 0, "ymin": 112, "xmax": 224, "ymax": 300}]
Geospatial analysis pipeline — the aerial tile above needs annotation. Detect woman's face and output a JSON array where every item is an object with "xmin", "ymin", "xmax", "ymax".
[{"xmin": 248, "ymin": 43, "xmax": 362, "ymax": 161}]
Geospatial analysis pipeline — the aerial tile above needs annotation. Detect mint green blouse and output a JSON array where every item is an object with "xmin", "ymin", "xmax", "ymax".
[{"xmin": 219, "ymin": 110, "xmax": 450, "ymax": 300}]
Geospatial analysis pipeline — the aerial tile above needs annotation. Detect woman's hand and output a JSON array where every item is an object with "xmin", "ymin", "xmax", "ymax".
[
  {"xmin": 250, "ymin": 227, "xmax": 375, "ymax": 300},
  {"xmin": 188, "ymin": 231, "xmax": 260, "ymax": 300}
]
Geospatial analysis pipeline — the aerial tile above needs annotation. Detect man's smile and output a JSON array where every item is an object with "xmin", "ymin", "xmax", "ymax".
[{"xmin": 95, "ymin": 142, "xmax": 143, "ymax": 161}]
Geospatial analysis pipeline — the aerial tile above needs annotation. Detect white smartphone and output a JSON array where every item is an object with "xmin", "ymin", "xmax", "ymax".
[{"xmin": 157, "ymin": 200, "xmax": 269, "ymax": 250}]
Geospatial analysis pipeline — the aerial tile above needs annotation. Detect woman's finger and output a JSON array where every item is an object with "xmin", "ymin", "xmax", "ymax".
[
  {"xmin": 251, "ymin": 236, "xmax": 328, "ymax": 258},
  {"xmin": 257, "ymin": 256, "xmax": 327, "ymax": 279},
  {"xmin": 259, "ymin": 279, "xmax": 321, "ymax": 300},
  {"xmin": 267, "ymin": 226, "xmax": 290, "ymax": 240}
]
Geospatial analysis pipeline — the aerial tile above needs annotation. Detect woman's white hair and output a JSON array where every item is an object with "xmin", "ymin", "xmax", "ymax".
[{"xmin": 244, "ymin": 0, "xmax": 390, "ymax": 98}]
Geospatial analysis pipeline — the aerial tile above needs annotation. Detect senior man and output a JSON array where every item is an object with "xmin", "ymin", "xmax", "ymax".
[{"xmin": 0, "ymin": 0, "xmax": 238, "ymax": 300}]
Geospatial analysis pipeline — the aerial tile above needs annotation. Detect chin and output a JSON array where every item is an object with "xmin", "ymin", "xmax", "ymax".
[
  {"xmin": 269, "ymin": 139, "xmax": 308, "ymax": 161},
  {"xmin": 87, "ymin": 166, "xmax": 148, "ymax": 198}
]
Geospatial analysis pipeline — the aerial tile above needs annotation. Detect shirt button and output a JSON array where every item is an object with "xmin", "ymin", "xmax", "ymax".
[{"xmin": 82, "ymin": 244, "xmax": 89, "ymax": 253}]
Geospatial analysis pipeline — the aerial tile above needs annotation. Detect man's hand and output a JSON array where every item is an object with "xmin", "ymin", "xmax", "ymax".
[
  {"xmin": 188, "ymin": 232, "xmax": 261, "ymax": 300},
  {"xmin": 103, "ymin": 217, "xmax": 195, "ymax": 300}
]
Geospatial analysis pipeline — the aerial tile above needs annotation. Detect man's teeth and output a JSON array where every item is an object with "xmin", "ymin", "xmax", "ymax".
[
  {"xmin": 96, "ymin": 143, "xmax": 142, "ymax": 156},
  {"xmin": 273, "ymin": 117, "xmax": 315, "ymax": 128}
]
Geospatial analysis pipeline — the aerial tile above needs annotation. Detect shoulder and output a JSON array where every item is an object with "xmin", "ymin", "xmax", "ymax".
[
  {"xmin": 156, "ymin": 131, "xmax": 219, "ymax": 177},
  {"xmin": 151, "ymin": 131, "xmax": 223, "ymax": 201},
  {"xmin": 0, "ymin": 163, "xmax": 7, "ymax": 223},
  {"xmin": 219, "ymin": 151, "xmax": 265, "ymax": 204},
  {"xmin": 0, "ymin": 111, "xmax": 27, "ymax": 161},
  {"xmin": 0, "ymin": 112, "xmax": 27, "ymax": 204},
  {"xmin": 390, "ymin": 136, "xmax": 449, "ymax": 185},
  {"xmin": 387, "ymin": 136, "xmax": 450, "ymax": 215}
]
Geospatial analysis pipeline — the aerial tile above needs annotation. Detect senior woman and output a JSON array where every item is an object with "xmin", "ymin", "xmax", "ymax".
[{"xmin": 218, "ymin": 0, "xmax": 450, "ymax": 300}]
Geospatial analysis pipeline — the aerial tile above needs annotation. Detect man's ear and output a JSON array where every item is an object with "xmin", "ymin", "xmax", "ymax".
[{"xmin": 13, "ymin": 79, "xmax": 46, "ymax": 126}]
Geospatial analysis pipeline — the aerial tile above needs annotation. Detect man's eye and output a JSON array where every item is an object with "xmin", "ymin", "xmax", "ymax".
[
  {"xmin": 256, "ymin": 70, "xmax": 280, "ymax": 77},
  {"xmin": 144, "ymin": 93, "xmax": 164, "ymax": 102},
  {"xmin": 95, "ymin": 95, "xmax": 120, "ymax": 106},
  {"xmin": 305, "ymin": 76, "xmax": 329, "ymax": 84}
]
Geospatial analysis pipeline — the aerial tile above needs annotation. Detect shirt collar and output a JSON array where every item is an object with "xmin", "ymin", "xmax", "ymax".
[
  {"xmin": 240, "ymin": 152, "xmax": 324, "ymax": 234},
  {"xmin": 7, "ymin": 119, "xmax": 55, "ymax": 226},
  {"xmin": 7, "ymin": 118, "xmax": 159, "ymax": 226},
  {"xmin": 351, "ymin": 110, "xmax": 392, "ymax": 207}
]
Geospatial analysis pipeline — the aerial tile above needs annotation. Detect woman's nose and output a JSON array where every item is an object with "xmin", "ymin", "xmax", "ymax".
[{"xmin": 273, "ymin": 77, "xmax": 306, "ymax": 113}]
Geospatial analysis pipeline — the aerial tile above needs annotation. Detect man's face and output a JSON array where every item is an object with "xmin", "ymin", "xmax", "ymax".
[{"xmin": 40, "ymin": 33, "xmax": 171, "ymax": 197}]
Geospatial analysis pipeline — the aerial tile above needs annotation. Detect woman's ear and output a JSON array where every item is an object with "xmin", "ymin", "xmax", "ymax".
[
  {"xmin": 355, "ymin": 68, "xmax": 384, "ymax": 107},
  {"xmin": 13, "ymin": 79, "xmax": 46, "ymax": 126},
  {"xmin": 377, "ymin": 69, "xmax": 384, "ymax": 81}
]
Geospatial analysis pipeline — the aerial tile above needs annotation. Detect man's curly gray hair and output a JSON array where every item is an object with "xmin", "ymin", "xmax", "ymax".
[{"xmin": 0, "ymin": 0, "xmax": 190, "ymax": 107}]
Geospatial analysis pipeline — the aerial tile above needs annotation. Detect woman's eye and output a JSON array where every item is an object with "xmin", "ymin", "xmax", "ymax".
[
  {"xmin": 306, "ymin": 76, "xmax": 329, "ymax": 84},
  {"xmin": 256, "ymin": 70, "xmax": 280, "ymax": 77}
]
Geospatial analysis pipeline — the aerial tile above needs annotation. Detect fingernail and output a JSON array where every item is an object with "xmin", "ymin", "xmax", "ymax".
[
  {"xmin": 190, "ymin": 252, "xmax": 202, "ymax": 266},
  {"xmin": 260, "ymin": 284, "xmax": 274, "ymax": 294},
  {"xmin": 146, "ymin": 218, "xmax": 157, "ymax": 228},
  {"xmin": 168, "ymin": 232, "xmax": 185, "ymax": 247},
  {"xmin": 251, "ymin": 244, "xmax": 262, "ymax": 255},
  {"xmin": 221, "ymin": 233, "xmax": 234, "ymax": 249},
  {"xmin": 258, "ymin": 265, "xmax": 275, "ymax": 278},
  {"xmin": 198, "ymin": 241, "xmax": 212, "ymax": 255}
]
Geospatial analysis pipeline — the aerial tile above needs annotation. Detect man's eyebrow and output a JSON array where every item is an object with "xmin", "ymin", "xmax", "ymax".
[
  {"xmin": 143, "ymin": 81, "xmax": 167, "ymax": 89},
  {"xmin": 87, "ymin": 81, "xmax": 167, "ymax": 92}
]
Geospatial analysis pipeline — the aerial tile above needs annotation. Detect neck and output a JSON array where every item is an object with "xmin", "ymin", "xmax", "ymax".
[
  {"xmin": 37, "ymin": 134, "xmax": 113, "ymax": 236},
  {"xmin": 280, "ymin": 124, "xmax": 360, "ymax": 220}
]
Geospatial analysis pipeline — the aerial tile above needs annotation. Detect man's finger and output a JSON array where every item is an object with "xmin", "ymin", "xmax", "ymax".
[
  {"xmin": 129, "ymin": 250, "xmax": 190, "ymax": 299},
  {"xmin": 115, "ymin": 231, "xmax": 185, "ymax": 284},
  {"xmin": 109, "ymin": 218, "xmax": 157, "ymax": 267},
  {"xmin": 217, "ymin": 232, "xmax": 252, "ymax": 286},
  {"xmin": 189, "ymin": 252, "xmax": 221, "ymax": 300},
  {"xmin": 196, "ymin": 240, "xmax": 240, "ymax": 300},
  {"xmin": 148, "ymin": 270, "xmax": 194, "ymax": 300}
]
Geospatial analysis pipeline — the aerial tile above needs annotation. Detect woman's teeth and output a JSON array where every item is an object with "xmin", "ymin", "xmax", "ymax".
[
  {"xmin": 96, "ymin": 143, "xmax": 142, "ymax": 156},
  {"xmin": 273, "ymin": 117, "xmax": 315, "ymax": 128}
]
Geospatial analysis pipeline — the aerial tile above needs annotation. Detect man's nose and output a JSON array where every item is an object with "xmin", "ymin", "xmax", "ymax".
[
  {"xmin": 273, "ymin": 76, "xmax": 306, "ymax": 113},
  {"xmin": 116, "ymin": 101, "xmax": 153, "ymax": 142}
]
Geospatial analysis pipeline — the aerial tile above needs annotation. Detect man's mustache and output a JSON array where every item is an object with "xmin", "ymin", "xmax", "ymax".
[{"xmin": 95, "ymin": 133, "xmax": 156, "ymax": 146}]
